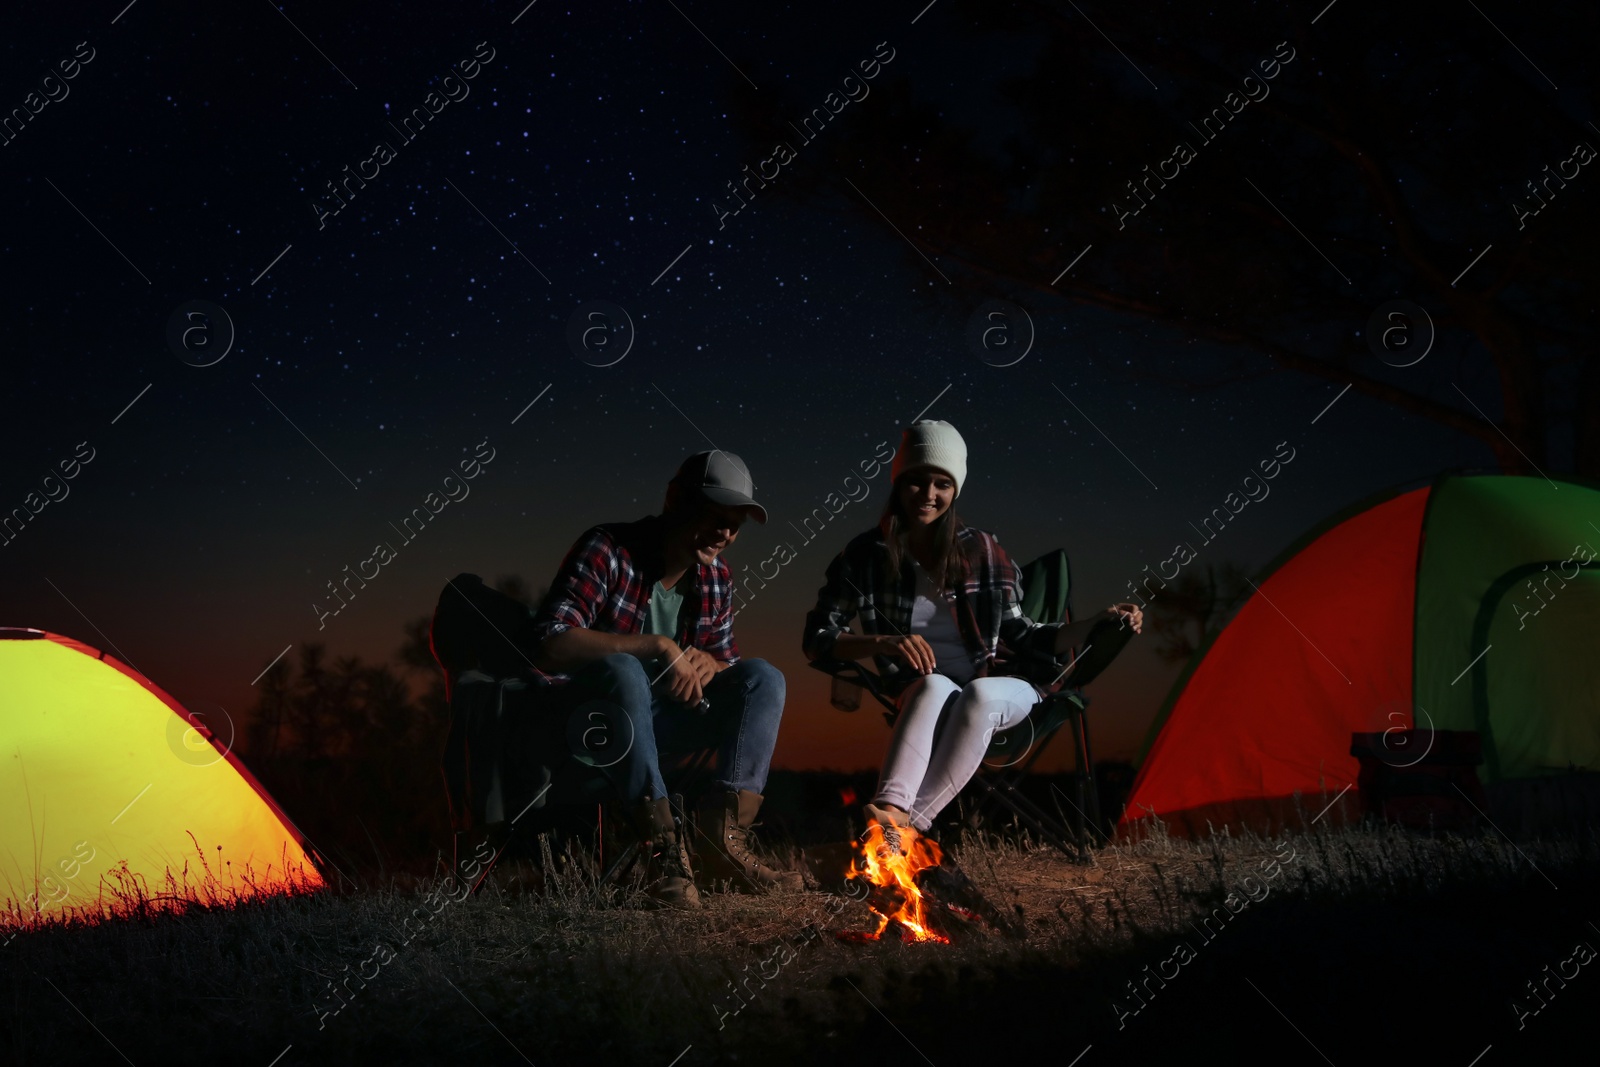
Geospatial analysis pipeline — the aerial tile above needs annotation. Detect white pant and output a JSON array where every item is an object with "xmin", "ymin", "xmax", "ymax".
[{"xmin": 874, "ymin": 673, "xmax": 1040, "ymax": 830}]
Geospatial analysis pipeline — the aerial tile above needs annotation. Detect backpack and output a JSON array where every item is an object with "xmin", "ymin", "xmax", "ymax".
[{"xmin": 429, "ymin": 573, "xmax": 547, "ymax": 833}]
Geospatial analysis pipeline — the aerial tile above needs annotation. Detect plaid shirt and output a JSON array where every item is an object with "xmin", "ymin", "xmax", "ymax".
[
  {"xmin": 802, "ymin": 522, "xmax": 1069, "ymax": 699},
  {"xmin": 528, "ymin": 514, "xmax": 739, "ymax": 687}
]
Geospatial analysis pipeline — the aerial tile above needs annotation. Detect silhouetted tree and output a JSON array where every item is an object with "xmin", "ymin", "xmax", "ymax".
[
  {"xmin": 248, "ymin": 658, "xmax": 291, "ymax": 759},
  {"xmin": 398, "ymin": 615, "xmax": 449, "ymax": 733},
  {"xmin": 729, "ymin": 1, "xmax": 1599, "ymax": 475},
  {"xmin": 1146, "ymin": 562, "xmax": 1252, "ymax": 664}
]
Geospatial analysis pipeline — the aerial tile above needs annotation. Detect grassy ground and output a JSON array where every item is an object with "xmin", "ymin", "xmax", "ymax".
[{"xmin": 3, "ymin": 819, "xmax": 1597, "ymax": 1065}]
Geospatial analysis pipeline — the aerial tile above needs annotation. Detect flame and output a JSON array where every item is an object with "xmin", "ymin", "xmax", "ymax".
[
  {"xmin": 839, "ymin": 786, "xmax": 858, "ymax": 807},
  {"xmin": 844, "ymin": 820, "xmax": 949, "ymax": 944}
]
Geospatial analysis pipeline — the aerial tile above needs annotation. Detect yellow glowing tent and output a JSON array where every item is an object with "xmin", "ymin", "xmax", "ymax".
[{"xmin": 1, "ymin": 628, "xmax": 323, "ymax": 924}]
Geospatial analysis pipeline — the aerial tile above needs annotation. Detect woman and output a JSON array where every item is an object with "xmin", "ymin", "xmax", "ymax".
[{"xmin": 801, "ymin": 419, "xmax": 1142, "ymax": 854}]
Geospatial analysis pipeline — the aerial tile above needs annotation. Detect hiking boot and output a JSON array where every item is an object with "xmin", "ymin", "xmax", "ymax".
[
  {"xmin": 862, "ymin": 802, "xmax": 911, "ymax": 862},
  {"xmin": 627, "ymin": 797, "xmax": 701, "ymax": 909},
  {"xmin": 694, "ymin": 790, "xmax": 803, "ymax": 893}
]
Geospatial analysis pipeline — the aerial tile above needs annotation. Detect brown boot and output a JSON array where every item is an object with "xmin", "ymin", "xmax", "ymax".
[
  {"xmin": 694, "ymin": 790, "xmax": 804, "ymax": 893},
  {"xmin": 627, "ymin": 797, "xmax": 701, "ymax": 909}
]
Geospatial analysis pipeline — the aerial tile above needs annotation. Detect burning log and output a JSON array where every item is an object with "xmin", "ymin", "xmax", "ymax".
[
  {"xmin": 836, "ymin": 820, "xmax": 1029, "ymax": 943},
  {"xmin": 840, "ymin": 820, "xmax": 950, "ymax": 944}
]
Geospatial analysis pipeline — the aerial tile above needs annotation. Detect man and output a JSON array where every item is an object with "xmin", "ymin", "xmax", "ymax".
[{"xmin": 528, "ymin": 449, "xmax": 800, "ymax": 907}]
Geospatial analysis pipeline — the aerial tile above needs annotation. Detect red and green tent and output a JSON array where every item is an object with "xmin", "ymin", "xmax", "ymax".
[
  {"xmin": 1, "ymin": 628, "xmax": 323, "ymax": 924},
  {"xmin": 1119, "ymin": 473, "xmax": 1600, "ymax": 836}
]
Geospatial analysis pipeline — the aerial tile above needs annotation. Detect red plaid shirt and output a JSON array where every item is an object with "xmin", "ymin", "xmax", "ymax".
[
  {"xmin": 528, "ymin": 514, "xmax": 740, "ymax": 687},
  {"xmin": 802, "ymin": 521, "xmax": 1068, "ymax": 699}
]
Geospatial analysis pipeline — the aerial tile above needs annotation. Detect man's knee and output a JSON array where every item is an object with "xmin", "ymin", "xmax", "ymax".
[
  {"xmin": 585, "ymin": 653, "xmax": 651, "ymax": 704},
  {"xmin": 567, "ymin": 657, "xmax": 658, "ymax": 786},
  {"xmin": 727, "ymin": 657, "xmax": 785, "ymax": 698},
  {"xmin": 597, "ymin": 651, "xmax": 647, "ymax": 680}
]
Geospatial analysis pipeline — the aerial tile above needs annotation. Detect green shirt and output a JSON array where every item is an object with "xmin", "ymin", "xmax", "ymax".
[{"xmin": 644, "ymin": 572, "xmax": 691, "ymax": 638}]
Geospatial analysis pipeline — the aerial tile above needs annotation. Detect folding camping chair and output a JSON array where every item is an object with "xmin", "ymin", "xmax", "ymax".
[
  {"xmin": 809, "ymin": 549, "xmax": 1133, "ymax": 861},
  {"xmin": 429, "ymin": 573, "xmax": 715, "ymax": 897}
]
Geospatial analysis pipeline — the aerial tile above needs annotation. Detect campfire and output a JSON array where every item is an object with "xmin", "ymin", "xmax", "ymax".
[{"xmin": 841, "ymin": 820, "xmax": 950, "ymax": 944}]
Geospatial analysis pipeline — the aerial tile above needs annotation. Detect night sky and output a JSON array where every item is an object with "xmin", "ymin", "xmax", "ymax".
[{"xmin": 1, "ymin": 0, "xmax": 1568, "ymax": 772}]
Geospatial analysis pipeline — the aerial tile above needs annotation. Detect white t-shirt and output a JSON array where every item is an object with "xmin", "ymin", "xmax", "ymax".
[{"xmin": 909, "ymin": 562, "xmax": 983, "ymax": 684}]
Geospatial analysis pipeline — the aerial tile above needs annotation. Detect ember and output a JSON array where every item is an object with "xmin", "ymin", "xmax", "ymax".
[{"xmin": 842, "ymin": 820, "xmax": 949, "ymax": 944}]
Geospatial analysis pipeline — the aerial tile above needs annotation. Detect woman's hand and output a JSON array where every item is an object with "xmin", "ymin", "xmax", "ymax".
[
  {"xmin": 878, "ymin": 634, "xmax": 937, "ymax": 674},
  {"xmin": 1105, "ymin": 602, "xmax": 1143, "ymax": 634}
]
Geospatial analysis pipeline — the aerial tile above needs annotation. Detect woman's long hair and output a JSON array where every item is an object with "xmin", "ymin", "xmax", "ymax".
[{"xmin": 879, "ymin": 472, "xmax": 966, "ymax": 593}]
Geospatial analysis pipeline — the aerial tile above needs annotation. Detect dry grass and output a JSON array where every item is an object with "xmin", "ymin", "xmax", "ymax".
[
  {"xmin": 1, "ymin": 834, "xmax": 322, "ymax": 935},
  {"xmin": 2, "ymin": 819, "xmax": 1597, "ymax": 1064}
]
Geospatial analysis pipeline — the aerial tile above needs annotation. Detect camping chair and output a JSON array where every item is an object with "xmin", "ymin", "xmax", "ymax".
[
  {"xmin": 429, "ymin": 573, "xmax": 715, "ymax": 897},
  {"xmin": 809, "ymin": 549, "xmax": 1133, "ymax": 861}
]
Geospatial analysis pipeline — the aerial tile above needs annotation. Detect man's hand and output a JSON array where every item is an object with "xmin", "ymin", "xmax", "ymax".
[
  {"xmin": 682, "ymin": 646, "xmax": 721, "ymax": 686},
  {"xmin": 655, "ymin": 641, "xmax": 706, "ymax": 705}
]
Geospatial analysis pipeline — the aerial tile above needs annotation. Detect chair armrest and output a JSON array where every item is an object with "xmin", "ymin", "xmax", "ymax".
[
  {"xmin": 808, "ymin": 657, "xmax": 885, "ymax": 692},
  {"xmin": 1060, "ymin": 618, "xmax": 1136, "ymax": 686},
  {"xmin": 807, "ymin": 657, "xmax": 901, "ymax": 717},
  {"xmin": 1004, "ymin": 618, "xmax": 1134, "ymax": 689}
]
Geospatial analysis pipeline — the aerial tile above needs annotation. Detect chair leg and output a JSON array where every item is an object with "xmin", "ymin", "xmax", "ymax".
[
  {"xmin": 967, "ymin": 727, "xmax": 1089, "ymax": 859},
  {"xmin": 1039, "ymin": 736, "xmax": 1100, "ymax": 859},
  {"xmin": 1064, "ymin": 706, "xmax": 1104, "ymax": 847},
  {"xmin": 995, "ymin": 775, "xmax": 1065, "ymax": 830},
  {"xmin": 1077, "ymin": 709, "xmax": 1104, "ymax": 844},
  {"xmin": 596, "ymin": 840, "xmax": 642, "ymax": 894},
  {"xmin": 1046, "ymin": 783, "xmax": 1084, "ymax": 853},
  {"xmin": 589, "ymin": 802, "xmax": 649, "ymax": 901},
  {"xmin": 673, "ymin": 749, "xmax": 716, "ymax": 803},
  {"xmin": 970, "ymin": 775, "xmax": 1084, "ymax": 860},
  {"xmin": 465, "ymin": 823, "xmax": 512, "ymax": 898}
]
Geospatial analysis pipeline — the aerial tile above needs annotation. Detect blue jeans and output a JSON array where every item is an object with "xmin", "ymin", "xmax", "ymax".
[{"xmin": 560, "ymin": 653, "xmax": 786, "ymax": 801}]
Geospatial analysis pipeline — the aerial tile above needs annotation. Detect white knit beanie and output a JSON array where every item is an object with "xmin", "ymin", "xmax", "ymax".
[{"xmin": 891, "ymin": 419, "xmax": 968, "ymax": 497}]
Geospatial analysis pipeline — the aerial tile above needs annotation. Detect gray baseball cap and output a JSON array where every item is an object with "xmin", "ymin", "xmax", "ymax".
[{"xmin": 672, "ymin": 450, "xmax": 767, "ymax": 524}]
